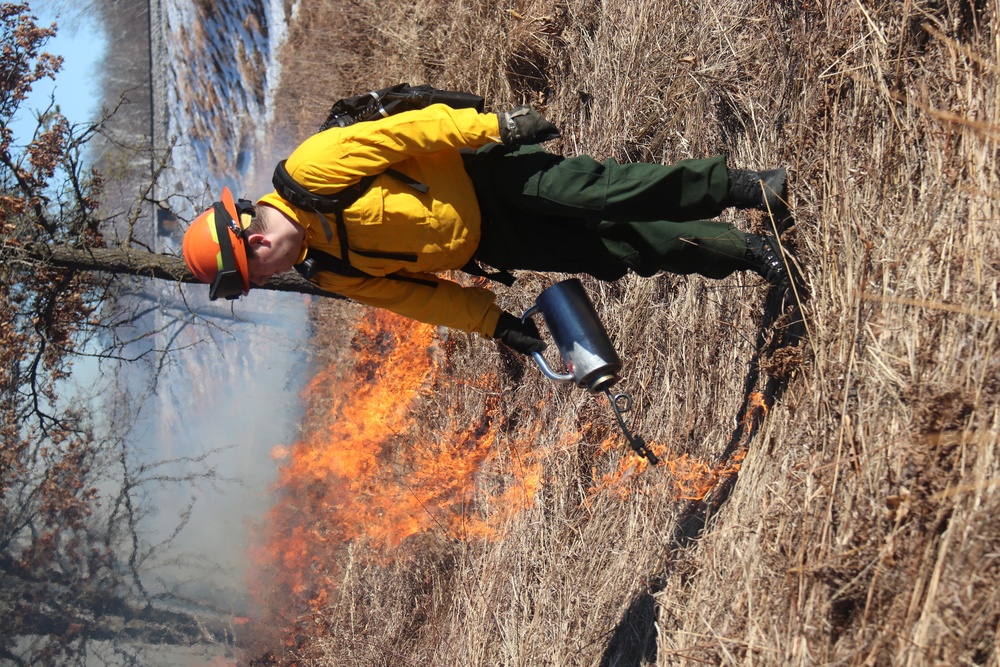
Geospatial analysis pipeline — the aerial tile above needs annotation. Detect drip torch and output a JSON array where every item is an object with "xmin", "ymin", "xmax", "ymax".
[{"xmin": 522, "ymin": 279, "xmax": 659, "ymax": 465}]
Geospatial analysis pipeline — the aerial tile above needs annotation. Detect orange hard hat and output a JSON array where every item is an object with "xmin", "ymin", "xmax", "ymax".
[{"xmin": 182, "ymin": 187, "xmax": 254, "ymax": 300}]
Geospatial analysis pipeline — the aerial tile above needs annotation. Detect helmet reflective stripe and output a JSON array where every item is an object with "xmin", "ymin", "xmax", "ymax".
[
  {"xmin": 208, "ymin": 201, "xmax": 246, "ymax": 301},
  {"xmin": 209, "ymin": 215, "xmax": 225, "ymax": 272}
]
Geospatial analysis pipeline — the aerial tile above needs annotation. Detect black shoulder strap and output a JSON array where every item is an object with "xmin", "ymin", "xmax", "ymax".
[
  {"xmin": 272, "ymin": 160, "xmax": 374, "ymax": 245},
  {"xmin": 271, "ymin": 160, "xmax": 360, "ymax": 214},
  {"xmin": 296, "ymin": 248, "xmax": 438, "ymax": 289},
  {"xmin": 272, "ymin": 161, "xmax": 427, "ymax": 243}
]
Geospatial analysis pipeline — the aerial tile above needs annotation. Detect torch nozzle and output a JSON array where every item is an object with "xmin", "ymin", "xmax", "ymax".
[{"xmin": 604, "ymin": 389, "xmax": 659, "ymax": 465}]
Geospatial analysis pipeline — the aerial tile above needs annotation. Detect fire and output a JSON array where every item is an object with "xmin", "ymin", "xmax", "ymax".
[
  {"xmin": 744, "ymin": 391, "xmax": 769, "ymax": 427},
  {"xmin": 586, "ymin": 390, "xmax": 769, "ymax": 503},
  {"xmin": 249, "ymin": 308, "xmax": 772, "ymax": 649},
  {"xmin": 587, "ymin": 444, "xmax": 743, "ymax": 502},
  {"xmin": 250, "ymin": 309, "xmax": 550, "ymax": 626}
]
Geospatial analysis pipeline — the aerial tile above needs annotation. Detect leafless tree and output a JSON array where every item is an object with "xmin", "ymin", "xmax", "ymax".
[{"xmin": 0, "ymin": 5, "xmax": 324, "ymax": 663}]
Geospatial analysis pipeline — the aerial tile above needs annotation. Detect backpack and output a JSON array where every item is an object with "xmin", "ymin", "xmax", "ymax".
[
  {"xmin": 271, "ymin": 83, "xmax": 512, "ymax": 287},
  {"xmin": 317, "ymin": 82, "xmax": 485, "ymax": 131}
]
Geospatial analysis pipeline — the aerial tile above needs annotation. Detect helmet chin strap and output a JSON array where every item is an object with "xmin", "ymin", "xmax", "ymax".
[{"xmin": 209, "ymin": 202, "xmax": 247, "ymax": 301}]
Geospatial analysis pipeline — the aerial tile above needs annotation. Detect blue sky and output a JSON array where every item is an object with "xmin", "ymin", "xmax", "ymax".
[{"xmin": 11, "ymin": 4, "xmax": 107, "ymax": 140}]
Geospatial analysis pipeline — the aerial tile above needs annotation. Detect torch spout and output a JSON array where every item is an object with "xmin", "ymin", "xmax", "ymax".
[{"xmin": 603, "ymin": 389, "xmax": 659, "ymax": 465}]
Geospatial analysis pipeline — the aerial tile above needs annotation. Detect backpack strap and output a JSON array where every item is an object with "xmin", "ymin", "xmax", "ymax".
[
  {"xmin": 274, "ymin": 161, "xmax": 442, "ymax": 290},
  {"xmin": 272, "ymin": 160, "xmax": 428, "ymax": 247},
  {"xmin": 296, "ymin": 248, "xmax": 438, "ymax": 289},
  {"xmin": 460, "ymin": 259, "xmax": 517, "ymax": 287},
  {"xmin": 272, "ymin": 160, "xmax": 369, "ymax": 247}
]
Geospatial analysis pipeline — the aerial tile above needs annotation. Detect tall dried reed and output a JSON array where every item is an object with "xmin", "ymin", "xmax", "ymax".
[{"xmin": 251, "ymin": 1, "xmax": 1000, "ymax": 664}]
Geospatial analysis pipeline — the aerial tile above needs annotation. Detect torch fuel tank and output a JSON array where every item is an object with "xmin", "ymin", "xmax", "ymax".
[{"xmin": 522, "ymin": 279, "xmax": 622, "ymax": 394}]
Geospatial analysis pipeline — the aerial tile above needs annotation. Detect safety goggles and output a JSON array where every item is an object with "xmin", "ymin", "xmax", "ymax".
[{"xmin": 208, "ymin": 198, "xmax": 254, "ymax": 301}]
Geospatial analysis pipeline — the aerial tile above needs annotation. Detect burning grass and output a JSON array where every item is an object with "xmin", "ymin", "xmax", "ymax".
[{"xmin": 244, "ymin": 0, "xmax": 1000, "ymax": 664}]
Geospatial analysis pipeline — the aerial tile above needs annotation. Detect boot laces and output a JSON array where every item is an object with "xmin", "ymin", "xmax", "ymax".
[{"xmin": 747, "ymin": 234, "xmax": 789, "ymax": 289}]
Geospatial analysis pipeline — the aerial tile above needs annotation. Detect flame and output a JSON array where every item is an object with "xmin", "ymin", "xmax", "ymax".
[
  {"xmin": 744, "ymin": 391, "xmax": 769, "ymax": 427},
  {"xmin": 249, "ymin": 309, "xmax": 773, "ymax": 652},
  {"xmin": 586, "ymin": 390, "xmax": 769, "ymax": 503},
  {"xmin": 250, "ymin": 310, "xmax": 549, "ymax": 628},
  {"xmin": 587, "ymin": 444, "xmax": 743, "ymax": 502}
]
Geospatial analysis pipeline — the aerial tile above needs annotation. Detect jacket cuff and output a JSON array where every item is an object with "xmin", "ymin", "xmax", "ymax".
[
  {"xmin": 484, "ymin": 112, "xmax": 503, "ymax": 144},
  {"xmin": 481, "ymin": 304, "xmax": 505, "ymax": 338}
]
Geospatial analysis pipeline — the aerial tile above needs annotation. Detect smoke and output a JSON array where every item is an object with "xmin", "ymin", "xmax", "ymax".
[{"xmin": 122, "ymin": 288, "xmax": 312, "ymax": 616}]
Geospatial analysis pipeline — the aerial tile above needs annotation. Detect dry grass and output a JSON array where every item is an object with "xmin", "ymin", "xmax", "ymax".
[{"xmin": 249, "ymin": 0, "xmax": 1000, "ymax": 665}]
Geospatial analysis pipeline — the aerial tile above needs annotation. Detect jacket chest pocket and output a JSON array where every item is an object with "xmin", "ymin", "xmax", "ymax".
[{"xmin": 345, "ymin": 184, "xmax": 385, "ymax": 226}]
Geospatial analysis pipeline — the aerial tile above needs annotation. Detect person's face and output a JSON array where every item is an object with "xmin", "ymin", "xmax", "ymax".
[
  {"xmin": 246, "ymin": 235, "xmax": 299, "ymax": 286},
  {"xmin": 245, "ymin": 207, "xmax": 302, "ymax": 286}
]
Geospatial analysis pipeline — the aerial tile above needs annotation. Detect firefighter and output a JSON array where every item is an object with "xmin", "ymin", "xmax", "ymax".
[{"xmin": 182, "ymin": 104, "xmax": 794, "ymax": 354}]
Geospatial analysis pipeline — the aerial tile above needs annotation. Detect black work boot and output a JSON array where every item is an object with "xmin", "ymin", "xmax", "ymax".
[
  {"xmin": 745, "ymin": 233, "xmax": 791, "ymax": 292},
  {"xmin": 728, "ymin": 168, "xmax": 788, "ymax": 215}
]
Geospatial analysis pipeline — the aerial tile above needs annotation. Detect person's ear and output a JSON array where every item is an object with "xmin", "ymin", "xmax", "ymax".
[{"xmin": 246, "ymin": 233, "xmax": 270, "ymax": 249}]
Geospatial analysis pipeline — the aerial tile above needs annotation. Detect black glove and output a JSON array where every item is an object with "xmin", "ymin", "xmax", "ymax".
[
  {"xmin": 494, "ymin": 312, "xmax": 547, "ymax": 355},
  {"xmin": 497, "ymin": 106, "xmax": 561, "ymax": 146}
]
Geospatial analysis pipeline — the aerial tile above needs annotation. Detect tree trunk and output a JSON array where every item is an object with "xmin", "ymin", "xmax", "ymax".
[{"xmin": 24, "ymin": 243, "xmax": 342, "ymax": 298}]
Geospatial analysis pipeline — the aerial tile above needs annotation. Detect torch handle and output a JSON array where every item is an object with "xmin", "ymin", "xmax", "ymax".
[{"xmin": 523, "ymin": 306, "xmax": 574, "ymax": 384}]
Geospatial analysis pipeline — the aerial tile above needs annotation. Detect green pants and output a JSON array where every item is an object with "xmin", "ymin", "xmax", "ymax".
[{"xmin": 467, "ymin": 145, "xmax": 751, "ymax": 281}]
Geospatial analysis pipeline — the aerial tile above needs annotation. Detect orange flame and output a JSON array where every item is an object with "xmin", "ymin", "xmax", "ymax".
[
  {"xmin": 744, "ymin": 391, "xmax": 769, "ymax": 427},
  {"xmin": 586, "ymin": 390, "xmax": 768, "ymax": 503},
  {"xmin": 249, "ymin": 310, "xmax": 772, "ymax": 651},
  {"xmin": 250, "ymin": 310, "xmax": 550, "ymax": 627},
  {"xmin": 586, "ymin": 443, "xmax": 742, "ymax": 503}
]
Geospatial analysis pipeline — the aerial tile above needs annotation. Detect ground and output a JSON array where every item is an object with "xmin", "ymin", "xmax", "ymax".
[{"xmin": 244, "ymin": 1, "xmax": 1000, "ymax": 664}]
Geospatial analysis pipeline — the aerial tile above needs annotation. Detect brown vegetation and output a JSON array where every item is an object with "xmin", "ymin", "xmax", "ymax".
[{"xmin": 252, "ymin": 0, "xmax": 1000, "ymax": 665}]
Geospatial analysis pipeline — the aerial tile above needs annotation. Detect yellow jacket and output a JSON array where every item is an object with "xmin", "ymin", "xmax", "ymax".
[{"xmin": 257, "ymin": 104, "xmax": 505, "ymax": 336}]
